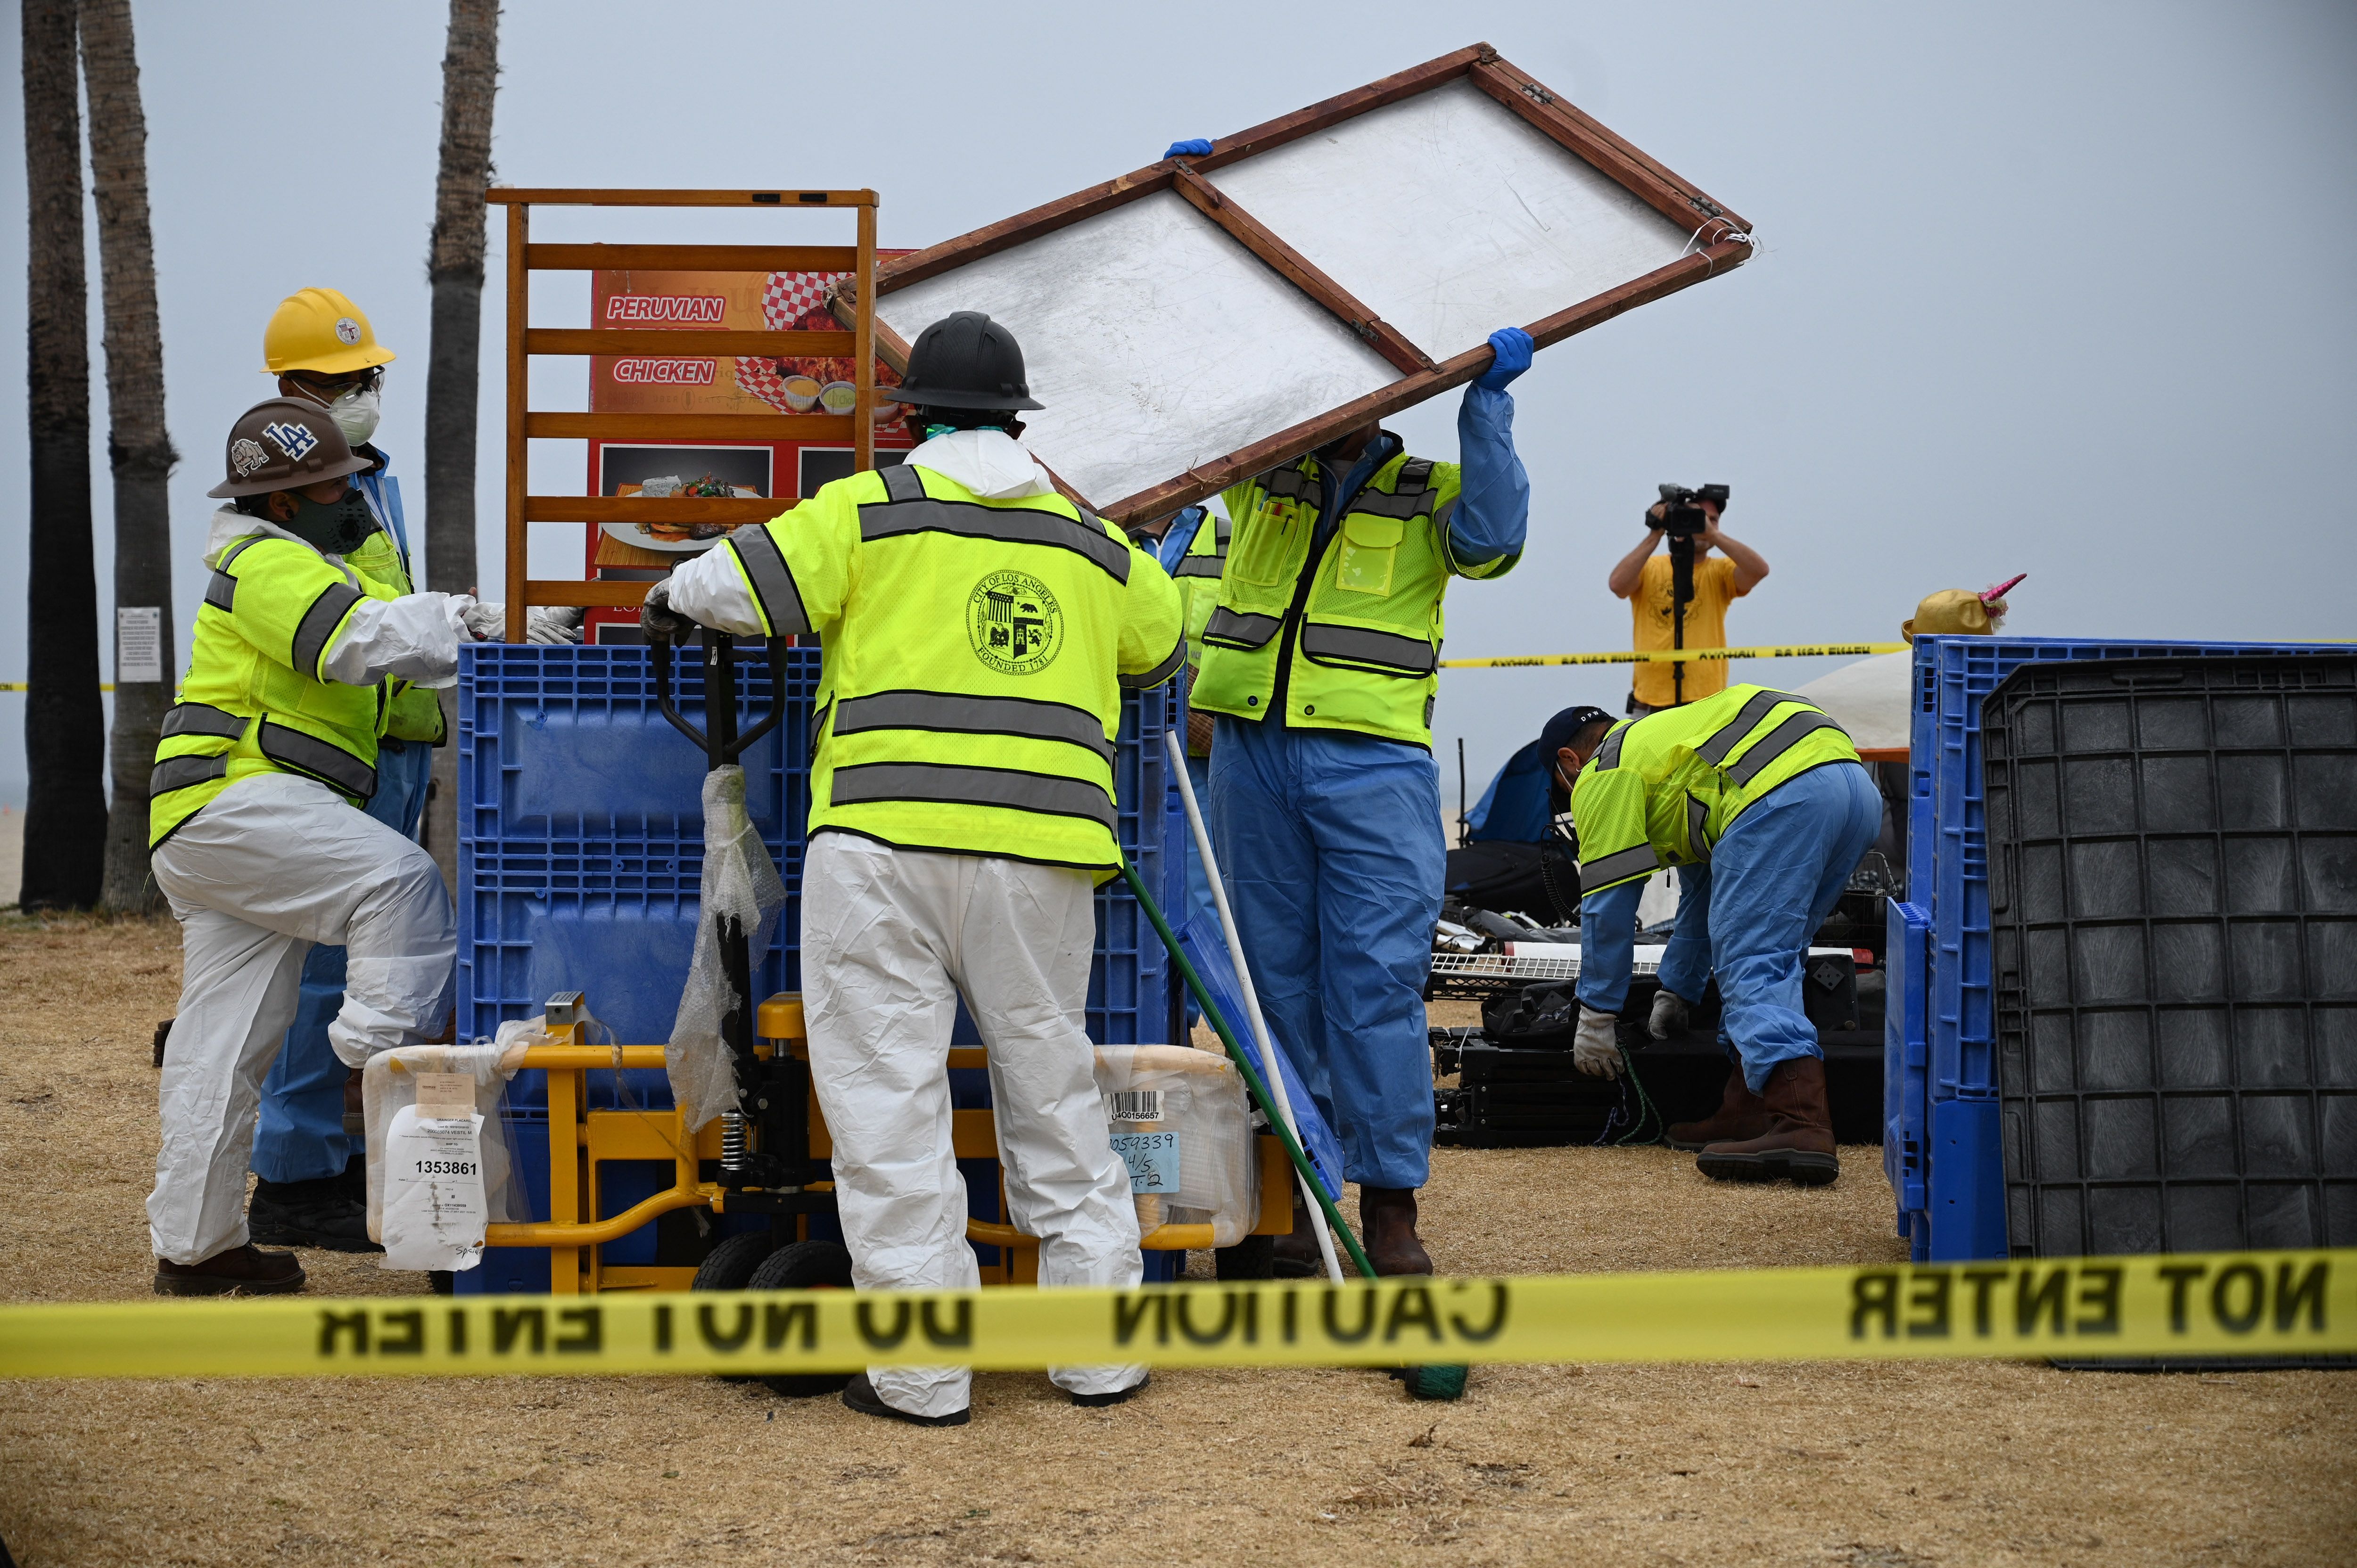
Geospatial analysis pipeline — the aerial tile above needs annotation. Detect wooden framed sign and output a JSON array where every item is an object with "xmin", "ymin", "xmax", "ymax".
[{"xmin": 857, "ymin": 43, "xmax": 1754, "ymax": 523}]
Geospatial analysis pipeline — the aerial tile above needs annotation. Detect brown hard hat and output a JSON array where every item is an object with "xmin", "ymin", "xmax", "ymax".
[{"xmin": 205, "ymin": 396, "xmax": 373, "ymax": 498}]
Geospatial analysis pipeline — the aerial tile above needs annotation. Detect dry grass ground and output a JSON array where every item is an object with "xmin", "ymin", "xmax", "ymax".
[{"xmin": 1, "ymin": 913, "xmax": 2351, "ymax": 1567}]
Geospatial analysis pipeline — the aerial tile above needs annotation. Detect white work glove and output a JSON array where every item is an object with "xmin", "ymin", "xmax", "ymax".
[
  {"xmin": 1572, "ymin": 1005, "xmax": 1621, "ymax": 1080},
  {"xmin": 1649, "ymin": 988, "xmax": 1690, "ymax": 1041},
  {"xmin": 461, "ymin": 603, "xmax": 586, "ymax": 644}
]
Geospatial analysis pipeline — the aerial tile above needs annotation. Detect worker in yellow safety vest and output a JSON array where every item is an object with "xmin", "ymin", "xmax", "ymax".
[
  {"xmin": 241, "ymin": 288, "xmax": 577, "ymax": 1255},
  {"xmin": 649, "ymin": 311, "xmax": 1185, "ymax": 1427},
  {"xmin": 1190, "ymin": 317, "xmax": 1536, "ymax": 1278},
  {"xmin": 1552, "ymin": 686, "xmax": 1882, "ymax": 1185},
  {"xmin": 145, "ymin": 399, "xmax": 492, "ymax": 1297}
]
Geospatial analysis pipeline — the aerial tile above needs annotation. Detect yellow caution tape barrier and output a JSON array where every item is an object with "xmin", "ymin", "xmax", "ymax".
[
  {"xmin": 1, "ymin": 1250, "xmax": 2346, "ymax": 1379},
  {"xmin": 0, "ymin": 682, "xmax": 117, "ymax": 691},
  {"xmin": 1439, "ymin": 642, "xmax": 1909, "ymax": 670}
]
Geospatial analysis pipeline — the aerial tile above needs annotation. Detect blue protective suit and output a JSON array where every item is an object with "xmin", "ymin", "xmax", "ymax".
[
  {"xmin": 251, "ymin": 454, "xmax": 437, "ymax": 1185},
  {"xmin": 1209, "ymin": 384, "xmax": 1526, "ymax": 1190},
  {"xmin": 1576, "ymin": 762, "xmax": 1881, "ymax": 1094}
]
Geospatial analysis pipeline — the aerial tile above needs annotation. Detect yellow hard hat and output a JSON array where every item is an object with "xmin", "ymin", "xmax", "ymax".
[
  {"xmin": 1902, "ymin": 589, "xmax": 1995, "ymax": 644},
  {"xmin": 261, "ymin": 287, "xmax": 396, "ymax": 376}
]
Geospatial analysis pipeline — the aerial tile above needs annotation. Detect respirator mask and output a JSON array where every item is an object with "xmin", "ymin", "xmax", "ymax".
[
  {"xmin": 279, "ymin": 485, "xmax": 379, "ymax": 555},
  {"xmin": 328, "ymin": 385, "xmax": 382, "ymax": 446}
]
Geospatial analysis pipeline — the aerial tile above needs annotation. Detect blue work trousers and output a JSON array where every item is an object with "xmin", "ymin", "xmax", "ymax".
[
  {"xmin": 250, "ymin": 738, "xmax": 437, "ymax": 1183},
  {"xmin": 1210, "ymin": 717, "xmax": 1443, "ymax": 1190}
]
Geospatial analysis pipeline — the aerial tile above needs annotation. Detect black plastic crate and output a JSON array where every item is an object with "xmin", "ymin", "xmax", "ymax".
[{"xmin": 1985, "ymin": 655, "xmax": 2357, "ymax": 1258}]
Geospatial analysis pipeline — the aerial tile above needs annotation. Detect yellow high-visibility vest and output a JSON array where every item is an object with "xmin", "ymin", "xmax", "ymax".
[
  {"xmin": 1570, "ymin": 684, "xmax": 1865, "ymax": 896},
  {"xmin": 716, "ymin": 462, "xmax": 1184, "ymax": 877}
]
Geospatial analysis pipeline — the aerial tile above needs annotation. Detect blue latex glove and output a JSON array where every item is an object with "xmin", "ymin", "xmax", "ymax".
[
  {"xmin": 1163, "ymin": 138, "xmax": 1214, "ymax": 159},
  {"xmin": 1476, "ymin": 326, "xmax": 1534, "ymax": 390}
]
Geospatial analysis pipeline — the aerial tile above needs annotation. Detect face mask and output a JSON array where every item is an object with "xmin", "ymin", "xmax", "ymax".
[
  {"xmin": 279, "ymin": 486, "xmax": 379, "ymax": 555},
  {"xmin": 328, "ymin": 386, "xmax": 381, "ymax": 446}
]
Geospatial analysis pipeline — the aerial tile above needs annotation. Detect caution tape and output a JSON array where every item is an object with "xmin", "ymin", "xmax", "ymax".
[
  {"xmin": 1, "ymin": 1250, "xmax": 2347, "ymax": 1380},
  {"xmin": 1438, "ymin": 642, "xmax": 1908, "ymax": 670},
  {"xmin": 0, "ymin": 683, "xmax": 116, "ymax": 691}
]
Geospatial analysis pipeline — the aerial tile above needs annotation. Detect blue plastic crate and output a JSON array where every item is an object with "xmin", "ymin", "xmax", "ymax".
[
  {"xmin": 457, "ymin": 644, "xmax": 1182, "ymax": 1093},
  {"xmin": 1892, "ymin": 635, "xmax": 2350, "ymax": 1261}
]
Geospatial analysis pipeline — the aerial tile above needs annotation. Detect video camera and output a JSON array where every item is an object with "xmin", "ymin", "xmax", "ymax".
[{"xmin": 1652, "ymin": 483, "xmax": 1730, "ymax": 538}]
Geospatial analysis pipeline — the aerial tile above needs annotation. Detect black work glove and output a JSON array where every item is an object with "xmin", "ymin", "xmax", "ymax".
[{"xmin": 640, "ymin": 579, "xmax": 691, "ymax": 642}]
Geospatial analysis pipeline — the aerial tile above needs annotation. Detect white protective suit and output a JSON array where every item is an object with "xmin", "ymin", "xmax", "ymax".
[
  {"xmin": 147, "ymin": 509, "xmax": 473, "ymax": 1266},
  {"xmin": 668, "ymin": 432, "xmax": 1145, "ymax": 1419}
]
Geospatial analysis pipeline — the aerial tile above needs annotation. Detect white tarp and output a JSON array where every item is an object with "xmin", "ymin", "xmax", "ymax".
[{"xmin": 1798, "ymin": 650, "xmax": 1914, "ymax": 752}]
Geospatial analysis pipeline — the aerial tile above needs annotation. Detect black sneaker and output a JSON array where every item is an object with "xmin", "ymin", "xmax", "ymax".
[
  {"xmin": 248, "ymin": 1177, "xmax": 381, "ymax": 1253},
  {"xmin": 1070, "ymin": 1372, "xmax": 1149, "ymax": 1408},
  {"xmin": 840, "ymin": 1373, "xmax": 969, "ymax": 1427}
]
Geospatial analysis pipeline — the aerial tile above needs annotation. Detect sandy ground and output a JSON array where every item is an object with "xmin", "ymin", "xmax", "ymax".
[{"xmin": 1, "ymin": 913, "xmax": 2352, "ymax": 1567}]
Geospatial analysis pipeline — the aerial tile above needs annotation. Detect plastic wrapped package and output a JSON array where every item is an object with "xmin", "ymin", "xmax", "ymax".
[
  {"xmin": 668, "ymin": 764, "xmax": 788, "ymax": 1132},
  {"xmin": 1092, "ymin": 1044, "xmax": 1258, "ymax": 1249},
  {"xmin": 363, "ymin": 1034, "xmax": 533, "ymax": 1272}
]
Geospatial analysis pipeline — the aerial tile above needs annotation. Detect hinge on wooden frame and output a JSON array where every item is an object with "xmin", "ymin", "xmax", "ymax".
[
  {"xmin": 1519, "ymin": 82, "xmax": 1555, "ymax": 107},
  {"xmin": 1350, "ymin": 319, "xmax": 1378, "ymax": 342},
  {"xmin": 1688, "ymin": 196, "xmax": 1727, "ymax": 220}
]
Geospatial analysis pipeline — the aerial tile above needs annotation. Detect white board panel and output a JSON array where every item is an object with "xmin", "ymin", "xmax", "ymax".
[
  {"xmin": 880, "ymin": 192, "xmax": 1400, "ymax": 509},
  {"xmin": 1206, "ymin": 80, "xmax": 1693, "ymax": 362}
]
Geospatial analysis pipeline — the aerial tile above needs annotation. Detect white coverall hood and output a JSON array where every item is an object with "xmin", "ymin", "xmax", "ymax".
[{"xmin": 902, "ymin": 427, "xmax": 1057, "ymax": 500}]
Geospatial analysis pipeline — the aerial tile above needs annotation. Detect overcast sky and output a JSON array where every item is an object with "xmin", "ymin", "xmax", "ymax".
[{"xmin": 1, "ymin": 0, "xmax": 2352, "ymax": 811}]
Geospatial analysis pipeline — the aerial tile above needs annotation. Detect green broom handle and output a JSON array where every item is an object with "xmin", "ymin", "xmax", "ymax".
[{"xmin": 1119, "ymin": 856, "xmax": 1377, "ymax": 1281}]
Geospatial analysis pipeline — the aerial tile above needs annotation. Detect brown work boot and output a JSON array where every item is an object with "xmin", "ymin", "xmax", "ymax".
[
  {"xmin": 154, "ymin": 1243, "xmax": 307, "ymax": 1297},
  {"xmin": 1271, "ymin": 1190, "xmax": 1330, "ymax": 1279},
  {"xmin": 1667, "ymin": 1063, "xmax": 1771, "ymax": 1149},
  {"xmin": 1695, "ymin": 1058, "xmax": 1839, "ymax": 1186},
  {"xmin": 1359, "ymin": 1186, "xmax": 1433, "ymax": 1276}
]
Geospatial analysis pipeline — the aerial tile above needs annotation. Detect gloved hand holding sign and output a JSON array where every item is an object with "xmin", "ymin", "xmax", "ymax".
[
  {"xmin": 1573, "ymin": 1004, "xmax": 1622, "ymax": 1079},
  {"xmin": 1477, "ymin": 326, "xmax": 1534, "ymax": 391},
  {"xmin": 1164, "ymin": 139, "xmax": 1214, "ymax": 159}
]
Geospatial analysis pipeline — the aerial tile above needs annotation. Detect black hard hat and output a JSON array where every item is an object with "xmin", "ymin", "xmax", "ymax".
[
  {"xmin": 206, "ymin": 396, "xmax": 372, "ymax": 498},
  {"xmin": 892, "ymin": 311, "xmax": 1044, "ymax": 411}
]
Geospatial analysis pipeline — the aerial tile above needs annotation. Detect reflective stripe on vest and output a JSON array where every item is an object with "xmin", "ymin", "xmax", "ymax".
[
  {"xmin": 732, "ymin": 524, "xmax": 812, "ymax": 635},
  {"xmin": 860, "ymin": 493, "xmax": 1129, "ymax": 583},
  {"xmin": 149, "ymin": 754, "xmax": 229, "ymax": 797},
  {"xmin": 1580, "ymin": 843, "xmax": 1660, "ymax": 895},
  {"xmin": 832, "ymin": 689, "xmax": 1113, "ymax": 768},
  {"xmin": 259, "ymin": 720, "xmax": 377, "ymax": 799},
  {"xmin": 1298, "ymin": 622, "xmax": 1436, "ymax": 676},
  {"xmin": 161, "ymin": 702, "xmax": 247, "ymax": 741},
  {"xmin": 1263, "ymin": 468, "xmax": 1324, "ymax": 507},
  {"xmin": 1595, "ymin": 723, "xmax": 1629, "ymax": 770},
  {"xmin": 290, "ymin": 582, "xmax": 364, "ymax": 678},
  {"xmin": 1725, "ymin": 711, "xmax": 1848, "ymax": 787},
  {"xmin": 1173, "ymin": 555, "xmax": 1224, "ymax": 580},
  {"xmin": 1203, "ymin": 607, "xmax": 1281, "ymax": 649},
  {"xmin": 881, "ymin": 463, "xmax": 925, "ymax": 503},
  {"xmin": 830, "ymin": 761, "xmax": 1115, "ymax": 833},
  {"xmin": 1121, "ymin": 638, "xmax": 1187, "ymax": 690},
  {"xmin": 203, "ymin": 571, "xmax": 237, "ymax": 613},
  {"xmin": 1693, "ymin": 689, "xmax": 1811, "ymax": 767},
  {"xmin": 1686, "ymin": 794, "xmax": 1710, "ymax": 861}
]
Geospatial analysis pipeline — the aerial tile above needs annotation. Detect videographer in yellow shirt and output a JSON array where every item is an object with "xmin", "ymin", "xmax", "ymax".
[{"xmin": 1607, "ymin": 484, "xmax": 1771, "ymax": 715}]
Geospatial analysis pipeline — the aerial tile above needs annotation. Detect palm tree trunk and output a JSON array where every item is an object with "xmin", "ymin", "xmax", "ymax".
[
  {"xmin": 421, "ymin": 0, "xmax": 499, "ymax": 893},
  {"xmin": 80, "ymin": 0, "xmax": 174, "ymax": 914},
  {"xmin": 19, "ymin": 0, "xmax": 106, "ymax": 911}
]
